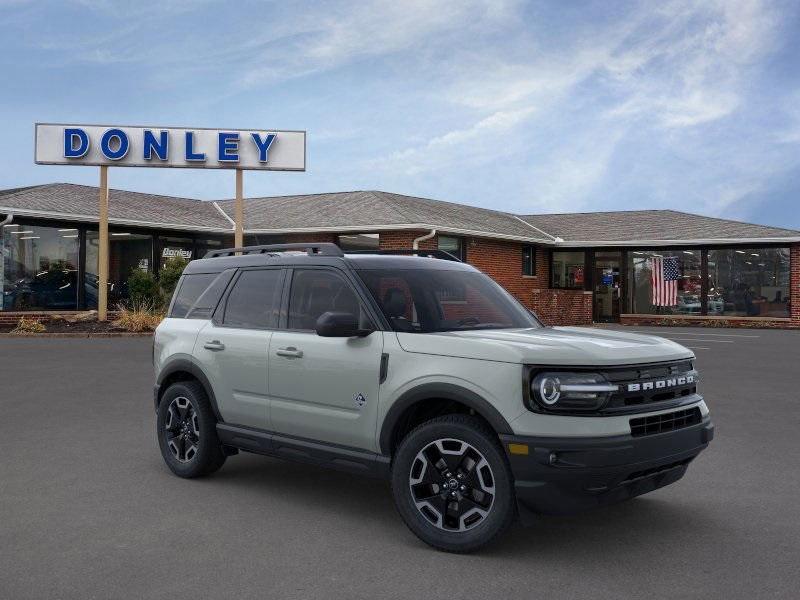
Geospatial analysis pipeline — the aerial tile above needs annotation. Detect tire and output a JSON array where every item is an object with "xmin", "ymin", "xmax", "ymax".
[
  {"xmin": 391, "ymin": 415, "xmax": 515, "ymax": 553},
  {"xmin": 156, "ymin": 380, "xmax": 226, "ymax": 478}
]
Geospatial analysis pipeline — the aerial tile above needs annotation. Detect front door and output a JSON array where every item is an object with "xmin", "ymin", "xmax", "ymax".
[
  {"xmin": 268, "ymin": 267, "xmax": 384, "ymax": 451},
  {"xmin": 593, "ymin": 251, "xmax": 622, "ymax": 322}
]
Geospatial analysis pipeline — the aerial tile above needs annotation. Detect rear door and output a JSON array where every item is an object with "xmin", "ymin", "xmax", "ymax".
[
  {"xmin": 194, "ymin": 267, "xmax": 284, "ymax": 429},
  {"xmin": 268, "ymin": 267, "xmax": 384, "ymax": 451}
]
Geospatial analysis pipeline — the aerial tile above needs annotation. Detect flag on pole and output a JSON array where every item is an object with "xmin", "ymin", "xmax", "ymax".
[{"xmin": 651, "ymin": 256, "xmax": 679, "ymax": 306}]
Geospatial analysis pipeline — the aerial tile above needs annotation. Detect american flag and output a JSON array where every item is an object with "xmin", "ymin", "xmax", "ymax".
[{"xmin": 651, "ymin": 256, "xmax": 679, "ymax": 306}]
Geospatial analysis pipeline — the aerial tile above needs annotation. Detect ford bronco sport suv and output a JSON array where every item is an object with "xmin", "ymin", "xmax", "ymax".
[{"xmin": 153, "ymin": 243, "xmax": 713, "ymax": 553}]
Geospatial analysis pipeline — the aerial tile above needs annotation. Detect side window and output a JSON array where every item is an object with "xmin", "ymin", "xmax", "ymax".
[
  {"xmin": 186, "ymin": 269, "xmax": 235, "ymax": 319},
  {"xmin": 170, "ymin": 273, "xmax": 217, "ymax": 318},
  {"xmin": 522, "ymin": 245, "xmax": 536, "ymax": 276},
  {"xmin": 287, "ymin": 269, "xmax": 367, "ymax": 330},
  {"xmin": 222, "ymin": 269, "xmax": 282, "ymax": 329}
]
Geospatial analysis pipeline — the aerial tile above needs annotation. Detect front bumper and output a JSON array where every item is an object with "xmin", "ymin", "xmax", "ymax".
[{"xmin": 500, "ymin": 417, "xmax": 714, "ymax": 515}]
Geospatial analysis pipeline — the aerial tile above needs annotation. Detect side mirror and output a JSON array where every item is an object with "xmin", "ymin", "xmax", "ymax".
[{"xmin": 315, "ymin": 311, "xmax": 373, "ymax": 337}]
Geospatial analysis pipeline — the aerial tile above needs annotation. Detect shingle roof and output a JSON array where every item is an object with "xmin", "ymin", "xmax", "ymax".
[
  {"xmin": 519, "ymin": 210, "xmax": 800, "ymax": 243},
  {"xmin": 0, "ymin": 183, "xmax": 230, "ymax": 231},
  {"xmin": 1, "ymin": 183, "xmax": 798, "ymax": 244},
  {"xmin": 215, "ymin": 191, "xmax": 551, "ymax": 242}
]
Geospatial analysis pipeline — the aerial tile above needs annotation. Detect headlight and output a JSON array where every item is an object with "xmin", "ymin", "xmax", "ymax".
[{"xmin": 530, "ymin": 372, "xmax": 618, "ymax": 412}]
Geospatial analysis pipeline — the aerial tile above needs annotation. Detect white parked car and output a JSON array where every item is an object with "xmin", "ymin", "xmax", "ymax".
[{"xmin": 153, "ymin": 243, "xmax": 714, "ymax": 552}]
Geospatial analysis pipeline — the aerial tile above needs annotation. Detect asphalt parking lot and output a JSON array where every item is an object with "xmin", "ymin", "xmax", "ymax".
[{"xmin": 1, "ymin": 327, "xmax": 799, "ymax": 599}]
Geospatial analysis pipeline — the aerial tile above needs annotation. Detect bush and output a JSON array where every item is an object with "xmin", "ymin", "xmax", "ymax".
[
  {"xmin": 113, "ymin": 301, "xmax": 164, "ymax": 332},
  {"xmin": 127, "ymin": 268, "xmax": 161, "ymax": 307},
  {"xmin": 159, "ymin": 257, "xmax": 188, "ymax": 299},
  {"xmin": 11, "ymin": 317, "xmax": 46, "ymax": 334}
]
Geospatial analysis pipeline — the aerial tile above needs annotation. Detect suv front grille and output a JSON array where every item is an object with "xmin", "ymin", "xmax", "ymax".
[
  {"xmin": 629, "ymin": 407, "xmax": 702, "ymax": 437},
  {"xmin": 603, "ymin": 360, "xmax": 698, "ymax": 412}
]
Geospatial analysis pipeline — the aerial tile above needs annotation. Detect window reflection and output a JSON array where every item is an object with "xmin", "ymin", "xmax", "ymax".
[
  {"xmin": 629, "ymin": 250, "xmax": 702, "ymax": 315},
  {"xmin": 85, "ymin": 230, "xmax": 153, "ymax": 308},
  {"xmin": 1, "ymin": 224, "xmax": 80, "ymax": 310},
  {"xmin": 707, "ymin": 248, "xmax": 790, "ymax": 318},
  {"xmin": 551, "ymin": 251, "xmax": 585, "ymax": 289}
]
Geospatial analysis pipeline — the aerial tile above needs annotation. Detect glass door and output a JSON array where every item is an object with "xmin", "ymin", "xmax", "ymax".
[{"xmin": 593, "ymin": 251, "xmax": 622, "ymax": 322}]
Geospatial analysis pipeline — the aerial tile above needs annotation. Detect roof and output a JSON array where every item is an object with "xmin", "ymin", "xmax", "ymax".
[
  {"xmin": 1, "ymin": 183, "xmax": 798, "ymax": 245},
  {"xmin": 215, "ymin": 190, "xmax": 551, "ymax": 242},
  {"xmin": 0, "ymin": 183, "xmax": 230, "ymax": 232},
  {"xmin": 520, "ymin": 209, "xmax": 800, "ymax": 245}
]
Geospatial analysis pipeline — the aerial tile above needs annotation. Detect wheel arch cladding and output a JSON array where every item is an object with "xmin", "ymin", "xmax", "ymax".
[
  {"xmin": 379, "ymin": 383, "xmax": 513, "ymax": 455},
  {"xmin": 155, "ymin": 359, "xmax": 223, "ymax": 422}
]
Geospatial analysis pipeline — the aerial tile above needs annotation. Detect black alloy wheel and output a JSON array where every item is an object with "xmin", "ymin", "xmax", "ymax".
[
  {"xmin": 156, "ymin": 381, "xmax": 226, "ymax": 478},
  {"xmin": 391, "ymin": 415, "xmax": 515, "ymax": 553}
]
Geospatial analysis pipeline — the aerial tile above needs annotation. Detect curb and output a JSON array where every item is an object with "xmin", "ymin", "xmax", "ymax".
[{"xmin": 0, "ymin": 332, "xmax": 154, "ymax": 338}]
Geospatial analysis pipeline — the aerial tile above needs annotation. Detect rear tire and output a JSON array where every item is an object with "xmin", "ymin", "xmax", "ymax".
[
  {"xmin": 157, "ymin": 381, "xmax": 226, "ymax": 478},
  {"xmin": 391, "ymin": 415, "xmax": 515, "ymax": 553}
]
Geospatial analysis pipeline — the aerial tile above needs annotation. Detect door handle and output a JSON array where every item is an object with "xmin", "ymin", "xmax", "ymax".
[
  {"xmin": 276, "ymin": 346, "xmax": 303, "ymax": 358},
  {"xmin": 203, "ymin": 340, "xmax": 225, "ymax": 351}
]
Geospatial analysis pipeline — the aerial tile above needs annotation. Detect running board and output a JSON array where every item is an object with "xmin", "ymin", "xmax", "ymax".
[{"xmin": 216, "ymin": 423, "xmax": 391, "ymax": 479}]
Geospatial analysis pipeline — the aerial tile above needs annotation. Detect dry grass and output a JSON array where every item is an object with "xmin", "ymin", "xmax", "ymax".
[
  {"xmin": 113, "ymin": 302, "xmax": 164, "ymax": 332},
  {"xmin": 11, "ymin": 317, "xmax": 46, "ymax": 334}
]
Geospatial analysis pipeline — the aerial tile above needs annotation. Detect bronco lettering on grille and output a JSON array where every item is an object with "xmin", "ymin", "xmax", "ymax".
[{"xmin": 627, "ymin": 374, "xmax": 695, "ymax": 393}]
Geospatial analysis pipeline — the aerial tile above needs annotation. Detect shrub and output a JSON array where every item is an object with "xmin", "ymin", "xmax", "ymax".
[
  {"xmin": 113, "ymin": 301, "xmax": 164, "ymax": 332},
  {"xmin": 127, "ymin": 268, "xmax": 161, "ymax": 307},
  {"xmin": 11, "ymin": 317, "xmax": 46, "ymax": 334},
  {"xmin": 159, "ymin": 257, "xmax": 188, "ymax": 299}
]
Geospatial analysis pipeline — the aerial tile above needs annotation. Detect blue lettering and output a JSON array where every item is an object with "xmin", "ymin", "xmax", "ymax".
[
  {"xmin": 251, "ymin": 132, "xmax": 276, "ymax": 162},
  {"xmin": 100, "ymin": 128, "xmax": 129, "ymax": 160},
  {"xmin": 64, "ymin": 128, "xmax": 89, "ymax": 158},
  {"xmin": 185, "ymin": 131, "xmax": 205, "ymax": 161},
  {"xmin": 218, "ymin": 132, "xmax": 239, "ymax": 162},
  {"xmin": 143, "ymin": 130, "xmax": 168, "ymax": 160}
]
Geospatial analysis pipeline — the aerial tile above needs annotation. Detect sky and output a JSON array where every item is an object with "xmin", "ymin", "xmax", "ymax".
[{"xmin": 0, "ymin": 0, "xmax": 799, "ymax": 228}]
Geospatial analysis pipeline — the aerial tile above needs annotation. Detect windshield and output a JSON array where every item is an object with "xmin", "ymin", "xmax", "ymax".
[{"xmin": 357, "ymin": 268, "xmax": 541, "ymax": 333}]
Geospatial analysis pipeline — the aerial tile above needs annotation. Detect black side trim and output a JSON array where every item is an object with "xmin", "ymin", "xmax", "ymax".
[
  {"xmin": 378, "ymin": 383, "xmax": 514, "ymax": 454},
  {"xmin": 217, "ymin": 424, "xmax": 391, "ymax": 479},
  {"xmin": 379, "ymin": 353, "xmax": 389, "ymax": 384},
  {"xmin": 155, "ymin": 359, "xmax": 223, "ymax": 422}
]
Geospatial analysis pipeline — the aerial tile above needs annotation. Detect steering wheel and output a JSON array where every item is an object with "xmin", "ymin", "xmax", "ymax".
[{"xmin": 456, "ymin": 316, "xmax": 481, "ymax": 327}]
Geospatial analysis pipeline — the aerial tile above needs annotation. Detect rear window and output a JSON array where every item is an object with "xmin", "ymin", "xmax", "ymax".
[{"xmin": 169, "ymin": 273, "xmax": 217, "ymax": 318}]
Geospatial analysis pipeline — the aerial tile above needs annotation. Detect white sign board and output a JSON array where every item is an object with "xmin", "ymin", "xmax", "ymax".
[{"xmin": 34, "ymin": 123, "xmax": 306, "ymax": 171}]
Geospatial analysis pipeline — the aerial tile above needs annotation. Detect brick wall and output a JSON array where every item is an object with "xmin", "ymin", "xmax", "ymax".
[{"xmin": 531, "ymin": 289, "xmax": 593, "ymax": 326}]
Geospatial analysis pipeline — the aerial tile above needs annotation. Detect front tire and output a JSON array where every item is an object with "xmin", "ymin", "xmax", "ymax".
[
  {"xmin": 157, "ymin": 381, "xmax": 226, "ymax": 478},
  {"xmin": 391, "ymin": 415, "xmax": 515, "ymax": 553}
]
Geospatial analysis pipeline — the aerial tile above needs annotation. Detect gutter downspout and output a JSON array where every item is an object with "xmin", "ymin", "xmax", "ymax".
[
  {"xmin": 413, "ymin": 228, "xmax": 437, "ymax": 250},
  {"xmin": 0, "ymin": 213, "xmax": 11, "ymax": 226}
]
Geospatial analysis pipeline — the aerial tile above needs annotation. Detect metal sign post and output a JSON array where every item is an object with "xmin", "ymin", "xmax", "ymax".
[
  {"xmin": 98, "ymin": 166, "xmax": 109, "ymax": 320},
  {"xmin": 235, "ymin": 169, "xmax": 244, "ymax": 249},
  {"xmin": 34, "ymin": 123, "xmax": 306, "ymax": 320}
]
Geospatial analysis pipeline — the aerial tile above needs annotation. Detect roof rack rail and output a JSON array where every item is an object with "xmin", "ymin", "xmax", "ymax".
[
  {"xmin": 204, "ymin": 242, "xmax": 344, "ymax": 258},
  {"xmin": 344, "ymin": 249, "xmax": 461, "ymax": 262}
]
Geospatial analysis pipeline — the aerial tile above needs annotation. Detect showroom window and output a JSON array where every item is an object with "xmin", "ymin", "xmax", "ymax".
[
  {"xmin": 338, "ymin": 233, "xmax": 379, "ymax": 251},
  {"xmin": 551, "ymin": 251, "xmax": 585, "ymax": 289},
  {"xmin": 438, "ymin": 236, "xmax": 466, "ymax": 261},
  {"xmin": 706, "ymin": 248, "xmax": 790, "ymax": 318},
  {"xmin": 159, "ymin": 236, "xmax": 194, "ymax": 270},
  {"xmin": 628, "ymin": 249, "xmax": 702, "ymax": 315},
  {"xmin": 522, "ymin": 245, "xmax": 536, "ymax": 276},
  {"xmin": 85, "ymin": 230, "xmax": 153, "ymax": 309},
  {"xmin": 1, "ymin": 223, "xmax": 80, "ymax": 310}
]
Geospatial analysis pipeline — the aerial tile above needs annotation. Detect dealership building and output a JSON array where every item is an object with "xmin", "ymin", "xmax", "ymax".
[{"xmin": 1, "ymin": 182, "xmax": 798, "ymax": 328}]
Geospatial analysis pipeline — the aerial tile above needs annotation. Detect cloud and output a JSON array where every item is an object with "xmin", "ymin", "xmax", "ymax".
[{"xmin": 377, "ymin": 106, "xmax": 536, "ymax": 175}]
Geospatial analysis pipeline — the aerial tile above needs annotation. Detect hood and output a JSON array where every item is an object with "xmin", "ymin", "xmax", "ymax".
[{"xmin": 395, "ymin": 326, "xmax": 694, "ymax": 366}]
